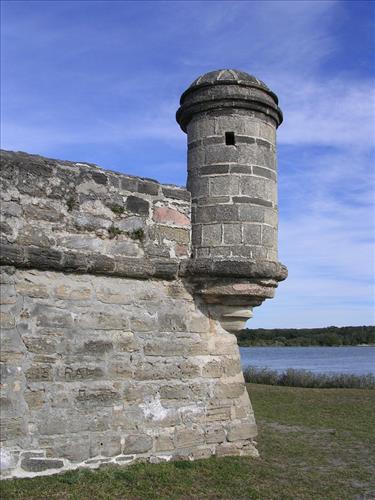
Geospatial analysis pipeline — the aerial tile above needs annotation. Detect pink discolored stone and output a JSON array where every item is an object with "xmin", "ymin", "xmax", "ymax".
[{"xmin": 153, "ymin": 207, "xmax": 190, "ymax": 227}]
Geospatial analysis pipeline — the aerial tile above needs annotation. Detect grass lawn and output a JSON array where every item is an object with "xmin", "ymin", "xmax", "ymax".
[{"xmin": 2, "ymin": 384, "xmax": 374, "ymax": 499}]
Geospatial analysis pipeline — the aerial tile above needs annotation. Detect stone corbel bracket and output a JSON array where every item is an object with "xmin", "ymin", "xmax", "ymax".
[{"xmin": 191, "ymin": 277, "xmax": 280, "ymax": 334}]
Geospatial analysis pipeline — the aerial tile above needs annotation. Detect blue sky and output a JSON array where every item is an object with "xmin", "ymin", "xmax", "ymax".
[{"xmin": 1, "ymin": 0, "xmax": 374, "ymax": 328}]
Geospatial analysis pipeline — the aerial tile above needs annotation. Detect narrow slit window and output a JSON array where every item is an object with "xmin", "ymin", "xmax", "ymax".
[{"xmin": 225, "ymin": 131, "xmax": 235, "ymax": 145}]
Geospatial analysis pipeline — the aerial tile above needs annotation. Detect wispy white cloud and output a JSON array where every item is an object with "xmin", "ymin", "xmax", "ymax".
[{"xmin": 278, "ymin": 78, "xmax": 375, "ymax": 148}]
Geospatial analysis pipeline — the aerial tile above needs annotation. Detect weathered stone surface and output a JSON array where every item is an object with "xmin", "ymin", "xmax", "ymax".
[
  {"xmin": 126, "ymin": 196, "xmax": 150, "ymax": 216},
  {"xmin": 124, "ymin": 434, "xmax": 153, "ymax": 454},
  {"xmin": 227, "ymin": 420, "xmax": 257, "ymax": 441},
  {"xmin": 174, "ymin": 428, "xmax": 204, "ymax": 448},
  {"xmin": 153, "ymin": 207, "xmax": 190, "ymax": 226},
  {"xmin": 21, "ymin": 458, "xmax": 64, "ymax": 472}
]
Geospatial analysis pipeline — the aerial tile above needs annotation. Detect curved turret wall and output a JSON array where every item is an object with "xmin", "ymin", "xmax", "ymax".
[{"xmin": 176, "ymin": 69, "xmax": 282, "ymax": 267}]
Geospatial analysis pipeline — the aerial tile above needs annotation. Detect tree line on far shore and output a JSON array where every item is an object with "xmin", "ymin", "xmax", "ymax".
[{"xmin": 237, "ymin": 325, "xmax": 375, "ymax": 347}]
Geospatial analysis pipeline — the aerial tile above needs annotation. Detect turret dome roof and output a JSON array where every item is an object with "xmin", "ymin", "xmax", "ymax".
[{"xmin": 188, "ymin": 69, "xmax": 270, "ymax": 92}]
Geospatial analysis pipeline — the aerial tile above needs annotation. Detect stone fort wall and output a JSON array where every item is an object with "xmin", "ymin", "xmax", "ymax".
[
  {"xmin": 0, "ymin": 150, "xmax": 257, "ymax": 479},
  {"xmin": 0, "ymin": 68, "xmax": 286, "ymax": 479}
]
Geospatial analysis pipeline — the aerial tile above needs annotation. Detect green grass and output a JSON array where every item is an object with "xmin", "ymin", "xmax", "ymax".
[
  {"xmin": 2, "ymin": 384, "xmax": 375, "ymax": 499},
  {"xmin": 244, "ymin": 366, "xmax": 375, "ymax": 388}
]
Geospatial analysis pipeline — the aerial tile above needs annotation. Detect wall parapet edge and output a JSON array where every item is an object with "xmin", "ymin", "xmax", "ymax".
[{"xmin": 0, "ymin": 149, "xmax": 191, "ymax": 279}]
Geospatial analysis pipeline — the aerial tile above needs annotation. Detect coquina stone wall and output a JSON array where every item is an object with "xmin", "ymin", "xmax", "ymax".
[
  {"xmin": 0, "ymin": 69, "xmax": 286, "ymax": 479},
  {"xmin": 0, "ymin": 150, "xmax": 257, "ymax": 479}
]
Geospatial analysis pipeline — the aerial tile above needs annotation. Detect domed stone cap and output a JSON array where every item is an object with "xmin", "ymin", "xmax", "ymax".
[
  {"xmin": 177, "ymin": 68, "xmax": 282, "ymax": 131},
  {"xmin": 180, "ymin": 69, "xmax": 278, "ymax": 103}
]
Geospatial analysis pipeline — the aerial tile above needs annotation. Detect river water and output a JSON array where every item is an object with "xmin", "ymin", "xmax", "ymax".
[{"xmin": 239, "ymin": 346, "xmax": 375, "ymax": 375}]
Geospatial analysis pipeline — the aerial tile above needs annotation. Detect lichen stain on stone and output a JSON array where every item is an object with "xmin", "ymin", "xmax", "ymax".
[{"xmin": 140, "ymin": 395, "xmax": 169, "ymax": 421}]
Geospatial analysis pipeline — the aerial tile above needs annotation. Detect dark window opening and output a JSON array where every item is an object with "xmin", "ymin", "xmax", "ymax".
[{"xmin": 225, "ymin": 132, "xmax": 235, "ymax": 145}]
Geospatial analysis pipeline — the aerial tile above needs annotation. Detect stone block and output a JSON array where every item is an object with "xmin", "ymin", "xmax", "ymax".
[
  {"xmin": 1, "ymin": 201, "xmax": 22, "ymax": 217},
  {"xmin": 54, "ymin": 285, "xmax": 91, "ymax": 301},
  {"xmin": 0, "ymin": 312, "xmax": 15, "ymax": 329},
  {"xmin": 51, "ymin": 437, "xmax": 91, "ymax": 462},
  {"xmin": 202, "ymin": 224, "xmax": 222, "ymax": 246},
  {"xmin": 108, "ymin": 359, "xmax": 132, "ymax": 379},
  {"xmin": 203, "ymin": 136, "xmax": 224, "ymax": 146},
  {"xmin": 209, "ymin": 176, "xmax": 239, "ymax": 197},
  {"xmin": 0, "ymin": 417, "xmax": 27, "ymax": 440},
  {"xmin": 24, "ymin": 389, "xmax": 46, "ymax": 410},
  {"xmin": 153, "ymin": 207, "xmax": 190, "ymax": 226},
  {"xmin": 200, "ymin": 164, "xmax": 229, "ymax": 176},
  {"xmin": 143, "ymin": 339, "xmax": 193, "ymax": 356},
  {"xmin": 116, "ymin": 216, "xmax": 145, "ymax": 232},
  {"xmin": 22, "ymin": 335, "xmax": 60, "ymax": 354},
  {"xmin": 230, "ymin": 165, "xmax": 251, "ymax": 174},
  {"xmin": 0, "ymin": 221, "xmax": 13, "ymax": 236},
  {"xmin": 90, "ymin": 434, "xmax": 121, "ymax": 457},
  {"xmin": 91, "ymin": 171, "xmax": 108, "ymax": 185},
  {"xmin": 130, "ymin": 312, "xmax": 157, "ymax": 332},
  {"xmin": 223, "ymin": 223, "xmax": 242, "ymax": 245},
  {"xmin": 174, "ymin": 428, "xmax": 204, "ymax": 448},
  {"xmin": 15, "ymin": 282, "xmax": 49, "ymax": 298},
  {"xmin": 215, "ymin": 115, "xmax": 259, "ymax": 136},
  {"xmin": 226, "ymin": 420, "xmax": 257, "ymax": 441},
  {"xmin": 267, "ymin": 249, "xmax": 278, "ymax": 261},
  {"xmin": 238, "ymin": 205, "xmax": 265, "ymax": 222},
  {"xmin": 23, "ymin": 203, "xmax": 63, "ymax": 222},
  {"xmin": 75, "ymin": 387, "xmax": 120, "ymax": 407},
  {"xmin": 0, "ymin": 242, "xmax": 24, "ymax": 267},
  {"xmin": 179, "ymin": 360, "xmax": 201, "ymax": 378},
  {"xmin": 134, "ymin": 362, "xmax": 167, "ymax": 381},
  {"xmin": 263, "ymin": 208, "xmax": 278, "ymax": 226},
  {"xmin": 213, "ymin": 382, "xmax": 246, "ymax": 399},
  {"xmin": 187, "ymin": 175, "xmax": 209, "ymax": 198},
  {"xmin": 195, "ymin": 205, "xmax": 238, "ymax": 224},
  {"xmin": 205, "ymin": 405, "xmax": 231, "ymax": 423},
  {"xmin": 138, "ymin": 180, "xmax": 159, "ymax": 196},
  {"xmin": 240, "ymin": 176, "xmax": 268, "ymax": 199},
  {"xmin": 242, "ymin": 224, "xmax": 262, "ymax": 245},
  {"xmin": 25, "ymin": 365, "xmax": 53, "ymax": 382},
  {"xmin": 35, "ymin": 306, "xmax": 73, "ymax": 329},
  {"xmin": 27, "ymin": 247, "xmax": 63, "ymax": 270},
  {"xmin": 202, "ymin": 360, "xmax": 223, "ymax": 378},
  {"xmin": 187, "ymin": 117, "xmax": 216, "ymax": 142},
  {"xmin": 160, "ymin": 384, "xmax": 191, "ymax": 400},
  {"xmin": 77, "ymin": 312, "xmax": 129, "ymax": 330},
  {"xmin": 258, "ymin": 121, "xmax": 276, "ymax": 143},
  {"xmin": 188, "ymin": 145, "xmax": 205, "ymax": 166},
  {"xmin": 83, "ymin": 340, "xmax": 114, "ymax": 353},
  {"xmin": 253, "ymin": 166, "xmax": 276, "ymax": 181},
  {"xmin": 205, "ymin": 425, "xmax": 226, "ymax": 444},
  {"xmin": 205, "ymin": 144, "xmax": 239, "ymax": 164},
  {"xmin": 155, "ymin": 432, "xmax": 175, "ymax": 452},
  {"xmin": 21, "ymin": 458, "xmax": 64, "ymax": 472},
  {"xmin": 196, "ymin": 196, "xmax": 231, "ymax": 206},
  {"xmin": 262, "ymin": 225, "xmax": 277, "ymax": 248},
  {"xmin": 121, "ymin": 176, "xmax": 138, "ymax": 192},
  {"xmin": 17, "ymin": 227, "xmax": 54, "ymax": 248},
  {"xmin": 59, "ymin": 365, "xmax": 105, "ymax": 382},
  {"xmin": 124, "ymin": 434, "xmax": 153, "ymax": 454},
  {"xmin": 156, "ymin": 226, "xmax": 189, "ymax": 245},
  {"xmin": 74, "ymin": 214, "xmax": 111, "ymax": 232},
  {"xmin": 215, "ymin": 443, "xmax": 242, "ymax": 457},
  {"xmin": 223, "ymin": 358, "xmax": 242, "ymax": 376},
  {"xmin": 161, "ymin": 186, "xmax": 190, "ymax": 201},
  {"xmin": 126, "ymin": 196, "xmax": 150, "ymax": 216}
]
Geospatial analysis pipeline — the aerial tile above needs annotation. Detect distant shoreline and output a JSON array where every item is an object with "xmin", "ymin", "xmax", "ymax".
[{"xmin": 237, "ymin": 325, "xmax": 375, "ymax": 347}]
